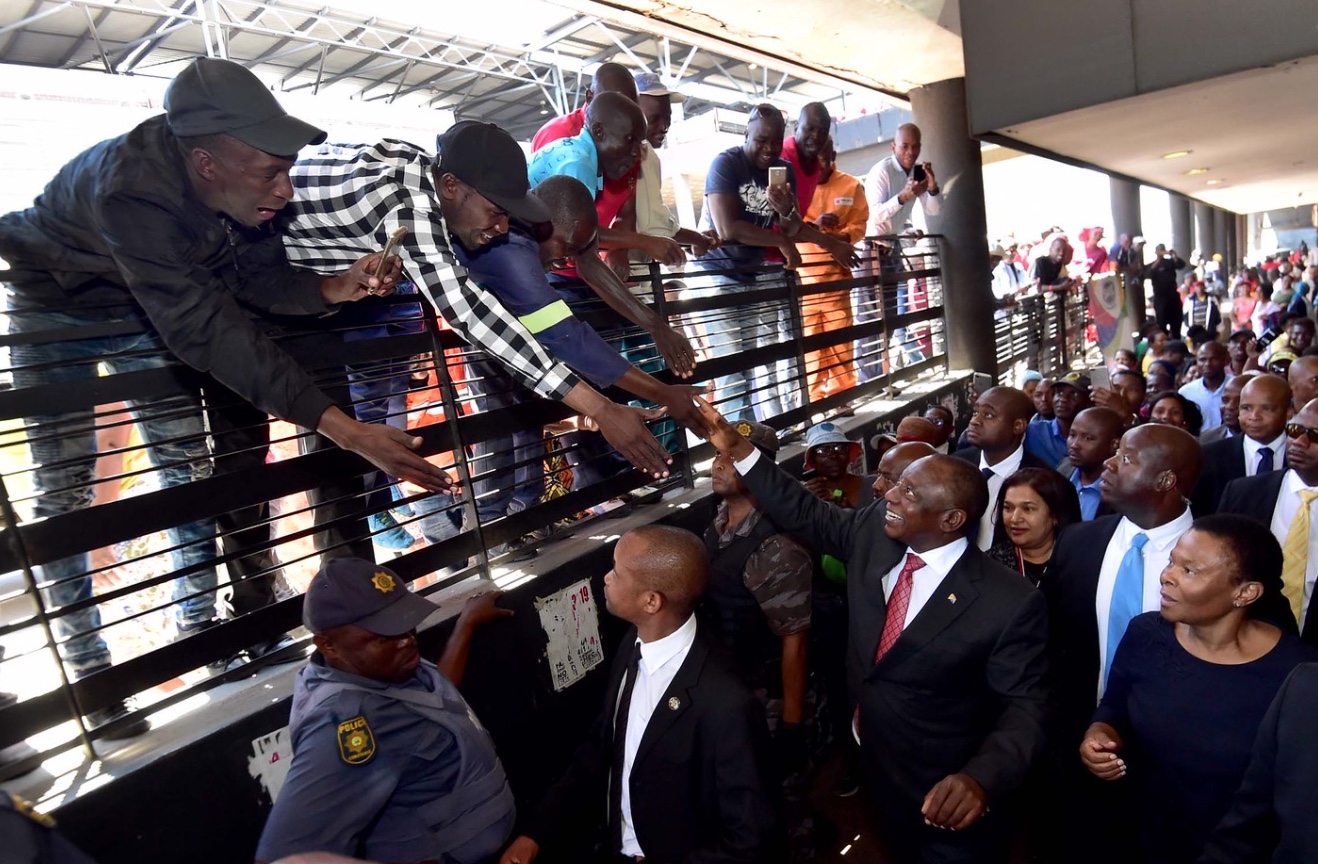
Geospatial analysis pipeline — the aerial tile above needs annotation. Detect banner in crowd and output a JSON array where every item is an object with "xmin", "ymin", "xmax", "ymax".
[{"xmin": 1087, "ymin": 273, "xmax": 1133, "ymax": 357}]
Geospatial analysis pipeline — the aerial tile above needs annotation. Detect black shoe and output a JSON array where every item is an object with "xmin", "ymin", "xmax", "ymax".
[
  {"xmin": 226, "ymin": 635, "xmax": 301, "ymax": 673},
  {"xmin": 175, "ymin": 618, "xmax": 229, "ymax": 672},
  {"xmin": 86, "ymin": 702, "xmax": 150, "ymax": 741}
]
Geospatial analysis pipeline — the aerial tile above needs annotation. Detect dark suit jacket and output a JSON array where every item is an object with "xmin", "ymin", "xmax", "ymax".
[
  {"xmin": 524, "ymin": 627, "xmax": 780, "ymax": 864},
  {"xmin": 1193, "ymin": 435, "xmax": 1284, "ymax": 517},
  {"xmin": 953, "ymin": 444, "xmax": 1056, "ymax": 474},
  {"xmin": 1216, "ymin": 471, "xmax": 1302, "ymax": 640},
  {"xmin": 1198, "ymin": 663, "xmax": 1318, "ymax": 864},
  {"xmin": 740, "ymin": 455, "xmax": 1049, "ymax": 809}
]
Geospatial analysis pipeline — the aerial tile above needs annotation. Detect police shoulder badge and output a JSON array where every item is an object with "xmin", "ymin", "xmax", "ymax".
[
  {"xmin": 735, "ymin": 421, "xmax": 753, "ymax": 437},
  {"xmin": 371, "ymin": 571, "xmax": 396, "ymax": 593},
  {"xmin": 337, "ymin": 716, "xmax": 376, "ymax": 765}
]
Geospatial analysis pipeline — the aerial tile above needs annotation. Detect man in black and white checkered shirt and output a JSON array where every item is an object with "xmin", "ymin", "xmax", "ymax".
[{"xmin": 284, "ymin": 121, "xmax": 673, "ymax": 478}]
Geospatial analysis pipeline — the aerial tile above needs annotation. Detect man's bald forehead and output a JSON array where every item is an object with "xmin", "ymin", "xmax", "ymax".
[
  {"xmin": 1073, "ymin": 406, "xmax": 1124, "ymax": 437},
  {"xmin": 1290, "ymin": 356, "xmax": 1318, "ymax": 377},
  {"xmin": 587, "ymin": 91, "xmax": 644, "ymax": 131},
  {"xmin": 591, "ymin": 62, "xmax": 637, "ymax": 100},
  {"xmin": 1297, "ymin": 397, "xmax": 1318, "ymax": 423},
  {"xmin": 1199, "ymin": 341, "xmax": 1228, "ymax": 357},
  {"xmin": 881, "ymin": 441, "xmax": 935, "ymax": 474},
  {"xmin": 895, "ymin": 122, "xmax": 922, "ymax": 142},
  {"xmin": 1126, "ymin": 423, "xmax": 1203, "ymax": 489},
  {"xmin": 1243, "ymin": 373, "xmax": 1291, "ymax": 401},
  {"xmin": 798, "ymin": 102, "xmax": 830, "ymax": 124}
]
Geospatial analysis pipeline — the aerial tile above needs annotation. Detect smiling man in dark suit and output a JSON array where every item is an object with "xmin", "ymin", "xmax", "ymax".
[
  {"xmin": 696, "ymin": 399, "xmax": 1048, "ymax": 864},
  {"xmin": 1191, "ymin": 374, "xmax": 1290, "ymax": 516},
  {"xmin": 500, "ymin": 525, "xmax": 779, "ymax": 864}
]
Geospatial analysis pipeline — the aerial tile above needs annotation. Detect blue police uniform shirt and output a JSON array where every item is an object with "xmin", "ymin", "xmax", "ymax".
[
  {"xmin": 527, "ymin": 126, "xmax": 601, "ymax": 193},
  {"xmin": 456, "ymin": 229, "xmax": 629, "ymax": 389},
  {"xmin": 256, "ymin": 655, "xmax": 512, "ymax": 864},
  {"xmin": 1024, "ymin": 417, "xmax": 1068, "ymax": 469}
]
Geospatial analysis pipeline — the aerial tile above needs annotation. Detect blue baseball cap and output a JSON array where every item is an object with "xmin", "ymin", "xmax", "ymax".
[{"xmin": 303, "ymin": 558, "xmax": 437, "ymax": 636}]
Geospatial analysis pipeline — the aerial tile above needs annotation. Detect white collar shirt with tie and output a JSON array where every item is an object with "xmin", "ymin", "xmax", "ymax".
[
  {"xmin": 617, "ymin": 613, "xmax": 698, "ymax": 857},
  {"xmin": 881, "ymin": 537, "xmax": 970, "ymax": 627},
  {"xmin": 1243, "ymin": 432, "xmax": 1287, "ymax": 477},
  {"xmin": 1093, "ymin": 508, "xmax": 1194, "ymax": 701},
  {"xmin": 1270, "ymin": 470, "xmax": 1318, "ymax": 631},
  {"xmin": 976, "ymin": 443, "xmax": 1026, "ymax": 550}
]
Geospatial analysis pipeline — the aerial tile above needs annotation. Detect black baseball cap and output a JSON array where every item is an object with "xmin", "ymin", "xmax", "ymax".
[
  {"xmin": 436, "ymin": 121, "xmax": 550, "ymax": 224},
  {"xmin": 165, "ymin": 57, "xmax": 326, "ymax": 156},
  {"xmin": 303, "ymin": 559, "xmax": 437, "ymax": 637}
]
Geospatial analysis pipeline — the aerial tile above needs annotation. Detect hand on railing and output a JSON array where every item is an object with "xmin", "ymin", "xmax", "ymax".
[
  {"xmin": 777, "ymin": 240, "xmax": 802, "ymax": 271},
  {"xmin": 640, "ymin": 234, "xmax": 687, "ymax": 268},
  {"xmin": 823, "ymin": 235, "xmax": 860, "ymax": 269}
]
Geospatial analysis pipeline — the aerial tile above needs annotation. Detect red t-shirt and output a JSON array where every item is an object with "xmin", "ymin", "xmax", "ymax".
[{"xmin": 781, "ymin": 137, "xmax": 822, "ymax": 216}]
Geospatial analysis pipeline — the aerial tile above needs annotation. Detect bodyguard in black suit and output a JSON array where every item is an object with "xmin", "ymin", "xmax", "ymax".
[
  {"xmin": 1042, "ymin": 423, "xmax": 1203, "ymax": 863},
  {"xmin": 1198, "ymin": 663, "xmax": 1318, "ymax": 864},
  {"xmin": 699, "ymin": 399, "xmax": 1048, "ymax": 864},
  {"xmin": 501, "ymin": 525, "xmax": 779, "ymax": 864},
  {"xmin": 953, "ymin": 386, "xmax": 1055, "ymax": 549},
  {"xmin": 1190, "ymin": 374, "xmax": 1289, "ymax": 516}
]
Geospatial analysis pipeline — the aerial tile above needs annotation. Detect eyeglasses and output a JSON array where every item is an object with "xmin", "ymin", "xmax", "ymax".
[
  {"xmin": 1285, "ymin": 422, "xmax": 1318, "ymax": 441},
  {"xmin": 811, "ymin": 443, "xmax": 852, "ymax": 456}
]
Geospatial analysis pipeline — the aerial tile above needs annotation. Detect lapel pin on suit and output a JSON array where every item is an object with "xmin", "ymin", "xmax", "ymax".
[
  {"xmin": 668, "ymin": 696, "xmax": 681, "ymax": 711},
  {"xmin": 947, "ymin": 593, "xmax": 957, "ymax": 604}
]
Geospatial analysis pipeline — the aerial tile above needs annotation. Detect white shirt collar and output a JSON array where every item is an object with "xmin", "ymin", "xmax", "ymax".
[
  {"xmin": 1114, "ymin": 507, "xmax": 1194, "ymax": 551},
  {"xmin": 1243, "ymin": 431, "xmax": 1287, "ymax": 459},
  {"xmin": 1283, "ymin": 468, "xmax": 1318, "ymax": 497},
  {"xmin": 637, "ymin": 613, "xmax": 698, "ymax": 676},
  {"xmin": 979, "ymin": 441, "xmax": 1026, "ymax": 474},
  {"xmin": 905, "ymin": 537, "xmax": 969, "ymax": 578}
]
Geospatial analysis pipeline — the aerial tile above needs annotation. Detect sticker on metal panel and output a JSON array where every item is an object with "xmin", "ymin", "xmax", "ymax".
[{"xmin": 337, "ymin": 716, "xmax": 376, "ymax": 765}]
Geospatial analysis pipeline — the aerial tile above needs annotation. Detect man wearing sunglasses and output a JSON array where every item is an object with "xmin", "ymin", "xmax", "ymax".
[{"xmin": 1217, "ymin": 398, "xmax": 1318, "ymax": 645}]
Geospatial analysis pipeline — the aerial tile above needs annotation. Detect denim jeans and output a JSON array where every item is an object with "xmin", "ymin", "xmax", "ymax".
[
  {"xmin": 692, "ymin": 271, "xmax": 801, "ymax": 422},
  {"xmin": 7, "ymin": 304, "xmax": 218, "ymax": 675},
  {"xmin": 464, "ymin": 357, "xmax": 546, "ymax": 524}
]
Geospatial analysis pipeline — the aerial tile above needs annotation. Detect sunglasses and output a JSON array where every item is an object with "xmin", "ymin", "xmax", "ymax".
[
  {"xmin": 811, "ymin": 443, "xmax": 853, "ymax": 456},
  {"xmin": 1285, "ymin": 422, "xmax": 1318, "ymax": 441}
]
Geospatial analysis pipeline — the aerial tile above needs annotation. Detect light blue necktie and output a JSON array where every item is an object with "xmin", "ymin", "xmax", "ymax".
[{"xmin": 1105, "ymin": 532, "xmax": 1149, "ymax": 690}]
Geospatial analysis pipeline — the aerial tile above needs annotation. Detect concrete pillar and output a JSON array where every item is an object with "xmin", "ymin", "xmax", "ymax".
[
  {"xmin": 1236, "ymin": 214, "xmax": 1249, "ymax": 266},
  {"xmin": 1110, "ymin": 177, "xmax": 1145, "ymax": 327},
  {"xmin": 1170, "ymin": 195, "xmax": 1193, "ymax": 261},
  {"xmin": 908, "ymin": 77, "xmax": 996, "ymax": 375},
  {"xmin": 1212, "ymin": 208, "xmax": 1230, "ymax": 263},
  {"xmin": 1193, "ymin": 201, "xmax": 1214, "ymax": 261}
]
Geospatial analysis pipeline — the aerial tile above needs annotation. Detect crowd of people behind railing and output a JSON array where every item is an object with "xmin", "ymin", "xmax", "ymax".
[{"xmin": 0, "ymin": 55, "xmax": 941, "ymax": 771}]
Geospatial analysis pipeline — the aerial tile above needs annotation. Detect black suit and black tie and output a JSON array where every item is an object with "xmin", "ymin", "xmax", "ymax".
[
  {"xmin": 522, "ymin": 624, "xmax": 780, "ymax": 864},
  {"xmin": 952, "ymin": 444, "xmax": 1056, "ymax": 474},
  {"xmin": 738, "ymin": 454, "xmax": 1049, "ymax": 863},
  {"xmin": 1191, "ymin": 435, "xmax": 1282, "ymax": 516}
]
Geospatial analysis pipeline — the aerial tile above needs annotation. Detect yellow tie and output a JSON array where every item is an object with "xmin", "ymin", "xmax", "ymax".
[{"xmin": 1281, "ymin": 489, "xmax": 1318, "ymax": 622}]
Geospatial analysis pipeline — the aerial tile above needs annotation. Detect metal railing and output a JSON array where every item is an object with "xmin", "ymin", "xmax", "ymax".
[
  {"xmin": 0, "ymin": 235, "xmax": 951, "ymax": 777},
  {"xmin": 993, "ymin": 287, "xmax": 1096, "ymax": 385}
]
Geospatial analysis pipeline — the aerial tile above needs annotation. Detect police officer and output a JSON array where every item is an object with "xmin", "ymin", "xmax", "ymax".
[{"xmin": 255, "ymin": 560, "xmax": 514, "ymax": 864}]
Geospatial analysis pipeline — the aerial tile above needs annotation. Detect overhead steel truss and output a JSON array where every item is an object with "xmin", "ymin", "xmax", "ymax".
[{"xmin": 0, "ymin": 0, "xmax": 869, "ymax": 135}]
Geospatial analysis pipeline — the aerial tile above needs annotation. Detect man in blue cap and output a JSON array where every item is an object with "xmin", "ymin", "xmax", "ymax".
[{"xmin": 255, "ymin": 559, "xmax": 515, "ymax": 863}]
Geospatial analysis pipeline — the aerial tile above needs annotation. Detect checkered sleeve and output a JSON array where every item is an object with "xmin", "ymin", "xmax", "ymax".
[{"xmin": 286, "ymin": 141, "xmax": 579, "ymax": 401}]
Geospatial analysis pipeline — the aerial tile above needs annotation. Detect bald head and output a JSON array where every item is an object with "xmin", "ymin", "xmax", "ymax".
[
  {"xmin": 585, "ymin": 91, "xmax": 645, "ymax": 137},
  {"xmin": 896, "ymin": 415, "xmax": 939, "ymax": 444},
  {"xmin": 1133, "ymin": 423, "xmax": 1205, "ymax": 493},
  {"xmin": 585, "ymin": 92, "xmax": 645, "ymax": 180},
  {"xmin": 533, "ymin": 174, "xmax": 597, "ymax": 227},
  {"xmin": 587, "ymin": 62, "xmax": 638, "ymax": 103},
  {"xmin": 1289, "ymin": 355, "xmax": 1318, "ymax": 407},
  {"xmin": 624, "ymin": 525, "xmax": 707, "ymax": 617},
  {"xmin": 985, "ymin": 386, "xmax": 1035, "ymax": 424},
  {"xmin": 1075, "ymin": 406, "xmax": 1125, "ymax": 439},
  {"xmin": 1240, "ymin": 373, "xmax": 1291, "ymax": 443},
  {"xmin": 882, "ymin": 441, "xmax": 936, "ymax": 477}
]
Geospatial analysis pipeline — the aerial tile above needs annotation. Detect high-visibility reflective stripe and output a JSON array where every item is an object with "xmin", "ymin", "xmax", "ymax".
[{"xmin": 518, "ymin": 300, "xmax": 573, "ymax": 333}]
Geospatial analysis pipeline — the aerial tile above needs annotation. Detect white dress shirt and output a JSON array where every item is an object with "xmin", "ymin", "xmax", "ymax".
[
  {"xmin": 1243, "ymin": 432, "xmax": 1287, "ymax": 477},
  {"xmin": 618, "ymin": 613, "xmax": 698, "ymax": 857},
  {"xmin": 1093, "ymin": 508, "xmax": 1195, "ymax": 701},
  {"xmin": 863, "ymin": 154, "xmax": 939, "ymax": 237},
  {"xmin": 991, "ymin": 260, "xmax": 1029, "ymax": 301},
  {"xmin": 880, "ymin": 536, "xmax": 970, "ymax": 626},
  {"xmin": 976, "ymin": 444, "xmax": 1025, "ymax": 550},
  {"xmin": 1270, "ymin": 470, "xmax": 1318, "ymax": 631},
  {"xmin": 1178, "ymin": 374, "xmax": 1231, "ymax": 431}
]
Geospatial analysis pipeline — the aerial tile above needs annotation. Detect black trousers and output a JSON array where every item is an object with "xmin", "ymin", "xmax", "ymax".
[{"xmin": 1151, "ymin": 288, "xmax": 1182, "ymax": 340}]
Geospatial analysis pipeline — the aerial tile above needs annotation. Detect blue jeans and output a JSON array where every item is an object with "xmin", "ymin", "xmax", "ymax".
[
  {"xmin": 692, "ymin": 271, "xmax": 801, "ymax": 422},
  {"xmin": 7, "ymin": 304, "xmax": 218, "ymax": 675}
]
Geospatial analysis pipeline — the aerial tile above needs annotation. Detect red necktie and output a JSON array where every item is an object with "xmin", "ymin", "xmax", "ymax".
[{"xmin": 874, "ymin": 552, "xmax": 925, "ymax": 662}]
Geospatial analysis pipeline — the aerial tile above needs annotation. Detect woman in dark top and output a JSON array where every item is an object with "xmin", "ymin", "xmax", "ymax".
[
  {"xmin": 1081, "ymin": 515, "xmax": 1318, "ymax": 864},
  {"xmin": 986, "ymin": 468, "xmax": 1081, "ymax": 586},
  {"xmin": 1148, "ymin": 389, "xmax": 1204, "ymax": 436}
]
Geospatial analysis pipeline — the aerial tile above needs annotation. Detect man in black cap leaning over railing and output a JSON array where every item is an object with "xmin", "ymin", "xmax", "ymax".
[{"xmin": 0, "ymin": 57, "xmax": 443, "ymax": 735}]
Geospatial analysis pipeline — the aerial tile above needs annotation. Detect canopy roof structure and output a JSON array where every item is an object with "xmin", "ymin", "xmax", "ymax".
[{"xmin": 0, "ymin": 0, "xmax": 897, "ymax": 140}]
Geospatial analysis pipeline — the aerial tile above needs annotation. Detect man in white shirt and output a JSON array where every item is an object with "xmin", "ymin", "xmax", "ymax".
[
  {"xmin": 1179, "ymin": 341, "xmax": 1232, "ymax": 431},
  {"xmin": 856, "ymin": 123, "xmax": 941, "ymax": 376},
  {"xmin": 1191, "ymin": 373, "xmax": 1290, "ymax": 516},
  {"xmin": 502, "ymin": 525, "xmax": 777, "ymax": 864},
  {"xmin": 990, "ymin": 243, "xmax": 1030, "ymax": 308},
  {"xmin": 1043, "ymin": 423, "xmax": 1203, "ymax": 863},
  {"xmin": 695, "ymin": 399, "xmax": 1048, "ymax": 864},
  {"xmin": 1217, "ymin": 396, "xmax": 1318, "ymax": 643}
]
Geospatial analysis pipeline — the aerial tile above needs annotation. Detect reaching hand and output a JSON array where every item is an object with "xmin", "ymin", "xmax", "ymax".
[
  {"xmin": 644, "ymin": 235, "xmax": 687, "ymax": 268},
  {"xmin": 779, "ymin": 242, "xmax": 802, "ymax": 271},
  {"xmin": 921, "ymin": 773, "xmax": 988, "ymax": 831},
  {"xmin": 345, "ymin": 422, "xmax": 453, "ymax": 492},
  {"xmin": 651, "ymin": 324, "xmax": 698, "ymax": 379},
  {"xmin": 694, "ymin": 395, "xmax": 753, "ymax": 459},
  {"xmin": 591, "ymin": 401, "xmax": 672, "ymax": 478},
  {"xmin": 658, "ymin": 383, "xmax": 713, "ymax": 438},
  {"xmin": 825, "ymin": 236, "xmax": 860, "ymax": 269},
  {"xmin": 322, "ymin": 252, "xmax": 403, "ymax": 304}
]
